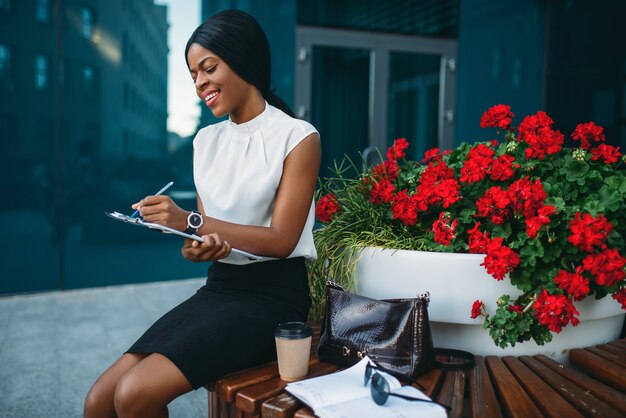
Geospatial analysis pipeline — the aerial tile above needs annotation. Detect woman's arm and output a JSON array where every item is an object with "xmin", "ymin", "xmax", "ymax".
[{"xmin": 134, "ymin": 132, "xmax": 321, "ymax": 258}]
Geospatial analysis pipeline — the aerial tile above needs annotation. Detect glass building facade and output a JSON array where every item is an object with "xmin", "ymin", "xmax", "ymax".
[{"xmin": 1, "ymin": 0, "xmax": 624, "ymax": 295}]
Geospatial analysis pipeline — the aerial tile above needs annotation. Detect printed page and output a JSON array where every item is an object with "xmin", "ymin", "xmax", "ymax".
[
  {"xmin": 286, "ymin": 357, "xmax": 400, "ymax": 409},
  {"xmin": 315, "ymin": 385, "xmax": 447, "ymax": 418}
]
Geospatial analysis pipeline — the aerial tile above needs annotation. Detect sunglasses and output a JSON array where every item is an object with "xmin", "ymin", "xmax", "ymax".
[{"xmin": 364, "ymin": 362, "xmax": 450, "ymax": 411}]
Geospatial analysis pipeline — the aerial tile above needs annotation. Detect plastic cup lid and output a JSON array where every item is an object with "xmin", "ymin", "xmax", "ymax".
[{"xmin": 274, "ymin": 321, "xmax": 313, "ymax": 339}]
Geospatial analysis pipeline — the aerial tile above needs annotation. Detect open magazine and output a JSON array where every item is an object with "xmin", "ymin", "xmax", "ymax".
[
  {"xmin": 285, "ymin": 356, "xmax": 447, "ymax": 418},
  {"xmin": 104, "ymin": 211, "xmax": 274, "ymax": 262}
]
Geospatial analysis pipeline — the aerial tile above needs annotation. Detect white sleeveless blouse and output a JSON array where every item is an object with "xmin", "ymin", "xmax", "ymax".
[{"xmin": 193, "ymin": 103, "xmax": 318, "ymax": 265}]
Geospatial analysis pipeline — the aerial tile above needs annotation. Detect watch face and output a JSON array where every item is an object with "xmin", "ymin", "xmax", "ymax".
[{"xmin": 189, "ymin": 213, "xmax": 203, "ymax": 228}]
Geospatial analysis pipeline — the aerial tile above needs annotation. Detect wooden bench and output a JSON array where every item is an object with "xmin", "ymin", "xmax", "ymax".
[{"xmin": 207, "ymin": 325, "xmax": 626, "ymax": 417}]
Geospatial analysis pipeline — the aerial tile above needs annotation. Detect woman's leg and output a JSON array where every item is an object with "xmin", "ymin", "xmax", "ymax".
[
  {"xmin": 84, "ymin": 353, "xmax": 147, "ymax": 418},
  {"xmin": 113, "ymin": 353, "xmax": 193, "ymax": 418}
]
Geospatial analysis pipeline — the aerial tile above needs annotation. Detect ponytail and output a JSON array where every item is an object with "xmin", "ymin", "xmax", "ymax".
[{"xmin": 263, "ymin": 88, "xmax": 295, "ymax": 118}]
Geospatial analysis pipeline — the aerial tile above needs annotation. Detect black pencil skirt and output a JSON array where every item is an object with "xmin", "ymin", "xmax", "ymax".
[{"xmin": 126, "ymin": 257, "xmax": 311, "ymax": 389}]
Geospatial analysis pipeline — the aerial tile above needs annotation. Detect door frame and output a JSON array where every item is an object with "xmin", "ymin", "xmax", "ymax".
[{"xmin": 295, "ymin": 26, "xmax": 458, "ymax": 152}]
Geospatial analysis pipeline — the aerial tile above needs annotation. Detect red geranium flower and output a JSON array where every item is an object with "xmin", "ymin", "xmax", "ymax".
[
  {"xmin": 533, "ymin": 290, "xmax": 580, "ymax": 333},
  {"xmin": 612, "ymin": 288, "xmax": 626, "ymax": 310},
  {"xmin": 553, "ymin": 269, "xmax": 590, "ymax": 301},
  {"xmin": 386, "ymin": 138, "xmax": 410, "ymax": 160},
  {"xmin": 390, "ymin": 190, "xmax": 419, "ymax": 226},
  {"xmin": 432, "ymin": 212, "xmax": 458, "ymax": 246},
  {"xmin": 568, "ymin": 212, "xmax": 613, "ymax": 253},
  {"xmin": 590, "ymin": 143, "xmax": 622, "ymax": 164},
  {"xmin": 471, "ymin": 300, "xmax": 485, "ymax": 319},
  {"xmin": 468, "ymin": 222, "xmax": 491, "ymax": 254},
  {"xmin": 315, "ymin": 194, "xmax": 339, "ymax": 223},
  {"xmin": 571, "ymin": 122, "xmax": 605, "ymax": 149},
  {"xmin": 481, "ymin": 237, "xmax": 520, "ymax": 280},
  {"xmin": 582, "ymin": 248, "xmax": 626, "ymax": 287},
  {"xmin": 489, "ymin": 154, "xmax": 517, "ymax": 181},
  {"xmin": 370, "ymin": 179, "xmax": 396, "ymax": 204},
  {"xmin": 480, "ymin": 104, "xmax": 514, "ymax": 130}
]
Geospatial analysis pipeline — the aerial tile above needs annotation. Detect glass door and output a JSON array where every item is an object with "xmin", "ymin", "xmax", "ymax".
[
  {"xmin": 296, "ymin": 27, "xmax": 457, "ymax": 171},
  {"xmin": 310, "ymin": 46, "xmax": 370, "ymax": 178}
]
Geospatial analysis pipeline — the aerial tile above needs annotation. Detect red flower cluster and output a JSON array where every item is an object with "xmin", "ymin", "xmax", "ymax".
[
  {"xmin": 612, "ymin": 288, "xmax": 626, "ymax": 310},
  {"xmin": 432, "ymin": 212, "xmax": 458, "ymax": 245},
  {"xmin": 470, "ymin": 300, "xmax": 485, "ymax": 319},
  {"xmin": 370, "ymin": 179, "xmax": 395, "ymax": 204},
  {"xmin": 468, "ymin": 222, "xmax": 491, "ymax": 254},
  {"xmin": 571, "ymin": 121, "xmax": 622, "ymax": 163},
  {"xmin": 571, "ymin": 121, "xmax": 605, "ymax": 149},
  {"xmin": 479, "ymin": 104, "xmax": 514, "ymax": 130},
  {"xmin": 582, "ymin": 248, "xmax": 626, "ymax": 287},
  {"xmin": 517, "ymin": 111, "xmax": 564, "ymax": 160},
  {"xmin": 481, "ymin": 237, "xmax": 520, "ymax": 280},
  {"xmin": 460, "ymin": 143, "xmax": 494, "ymax": 184},
  {"xmin": 525, "ymin": 205, "xmax": 555, "ymax": 239},
  {"xmin": 315, "ymin": 194, "xmax": 339, "ymax": 223},
  {"xmin": 567, "ymin": 213, "xmax": 613, "ymax": 253},
  {"xmin": 554, "ymin": 268, "xmax": 590, "ymax": 301},
  {"xmin": 417, "ymin": 161, "xmax": 461, "ymax": 209},
  {"xmin": 390, "ymin": 190, "xmax": 420, "ymax": 226},
  {"xmin": 590, "ymin": 143, "xmax": 622, "ymax": 164},
  {"xmin": 490, "ymin": 154, "xmax": 516, "ymax": 181},
  {"xmin": 386, "ymin": 138, "xmax": 409, "ymax": 160},
  {"xmin": 533, "ymin": 290, "xmax": 580, "ymax": 333}
]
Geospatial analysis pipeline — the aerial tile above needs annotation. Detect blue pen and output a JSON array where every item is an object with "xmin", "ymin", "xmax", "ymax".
[{"xmin": 131, "ymin": 181, "xmax": 174, "ymax": 218}]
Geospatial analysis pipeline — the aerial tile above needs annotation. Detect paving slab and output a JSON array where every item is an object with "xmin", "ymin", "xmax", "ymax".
[{"xmin": 0, "ymin": 278, "xmax": 208, "ymax": 418}]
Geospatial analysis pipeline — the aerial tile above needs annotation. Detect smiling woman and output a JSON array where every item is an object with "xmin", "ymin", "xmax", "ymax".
[{"xmin": 84, "ymin": 9, "xmax": 321, "ymax": 418}]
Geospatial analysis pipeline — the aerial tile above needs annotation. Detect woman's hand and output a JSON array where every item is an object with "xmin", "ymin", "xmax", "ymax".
[
  {"xmin": 182, "ymin": 233, "xmax": 231, "ymax": 262},
  {"xmin": 131, "ymin": 195, "xmax": 188, "ymax": 231}
]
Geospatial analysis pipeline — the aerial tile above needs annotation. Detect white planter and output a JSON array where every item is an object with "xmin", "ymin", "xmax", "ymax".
[{"xmin": 354, "ymin": 246, "xmax": 625, "ymax": 363}]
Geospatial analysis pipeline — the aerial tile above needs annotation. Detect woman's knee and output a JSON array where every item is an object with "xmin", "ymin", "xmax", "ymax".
[
  {"xmin": 84, "ymin": 380, "xmax": 115, "ymax": 418},
  {"xmin": 113, "ymin": 372, "xmax": 163, "ymax": 417}
]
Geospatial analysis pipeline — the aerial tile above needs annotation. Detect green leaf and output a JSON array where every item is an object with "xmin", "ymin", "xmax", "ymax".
[
  {"xmin": 598, "ymin": 186, "xmax": 623, "ymax": 212},
  {"xmin": 604, "ymin": 175, "xmax": 626, "ymax": 194}
]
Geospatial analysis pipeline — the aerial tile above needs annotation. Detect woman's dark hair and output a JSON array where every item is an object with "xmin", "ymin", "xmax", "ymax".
[{"xmin": 185, "ymin": 9, "xmax": 295, "ymax": 117}]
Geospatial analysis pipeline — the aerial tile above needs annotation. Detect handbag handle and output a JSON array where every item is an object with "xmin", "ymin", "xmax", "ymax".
[{"xmin": 434, "ymin": 348, "xmax": 475, "ymax": 370}]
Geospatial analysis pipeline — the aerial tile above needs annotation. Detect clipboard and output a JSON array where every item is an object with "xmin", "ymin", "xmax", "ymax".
[{"xmin": 104, "ymin": 211, "xmax": 271, "ymax": 261}]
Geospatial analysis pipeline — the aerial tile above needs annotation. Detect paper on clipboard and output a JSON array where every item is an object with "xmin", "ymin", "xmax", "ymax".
[{"xmin": 104, "ymin": 211, "xmax": 271, "ymax": 261}]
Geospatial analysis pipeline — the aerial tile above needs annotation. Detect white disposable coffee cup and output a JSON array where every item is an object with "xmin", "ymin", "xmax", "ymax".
[{"xmin": 274, "ymin": 321, "xmax": 313, "ymax": 382}]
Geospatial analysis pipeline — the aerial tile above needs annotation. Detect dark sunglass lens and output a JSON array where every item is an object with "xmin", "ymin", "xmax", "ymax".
[
  {"xmin": 364, "ymin": 363, "xmax": 372, "ymax": 386},
  {"xmin": 370, "ymin": 373, "xmax": 390, "ymax": 405}
]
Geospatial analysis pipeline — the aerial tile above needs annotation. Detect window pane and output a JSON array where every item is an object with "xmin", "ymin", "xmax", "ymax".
[
  {"xmin": 0, "ymin": 43, "xmax": 11, "ymax": 86},
  {"xmin": 387, "ymin": 52, "xmax": 441, "ymax": 160},
  {"xmin": 35, "ymin": 55, "xmax": 48, "ymax": 89},
  {"xmin": 36, "ymin": 0, "xmax": 50, "ymax": 22},
  {"xmin": 82, "ymin": 7, "xmax": 93, "ymax": 39},
  {"xmin": 310, "ymin": 46, "xmax": 370, "ymax": 178}
]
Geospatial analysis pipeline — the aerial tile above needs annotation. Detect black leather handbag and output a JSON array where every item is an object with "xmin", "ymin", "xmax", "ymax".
[{"xmin": 316, "ymin": 282, "xmax": 474, "ymax": 380}]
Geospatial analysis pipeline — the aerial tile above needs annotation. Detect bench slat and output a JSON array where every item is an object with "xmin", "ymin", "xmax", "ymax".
[
  {"xmin": 435, "ymin": 370, "xmax": 466, "ymax": 418},
  {"xmin": 599, "ymin": 342, "xmax": 626, "ymax": 359},
  {"xmin": 587, "ymin": 346, "xmax": 626, "ymax": 368},
  {"xmin": 570, "ymin": 348, "xmax": 626, "ymax": 392},
  {"xmin": 486, "ymin": 356, "xmax": 544, "ymax": 418},
  {"xmin": 293, "ymin": 406, "xmax": 315, "ymax": 417},
  {"xmin": 502, "ymin": 356, "xmax": 584, "ymax": 418},
  {"xmin": 261, "ymin": 392, "xmax": 304, "ymax": 418},
  {"xmin": 519, "ymin": 355, "xmax": 622, "ymax": 418},
  {"xmin": 534, "ymin": 354, "xmax": 626, "ymax": 415},
  {"xmin": 469, "ymin": 356, "xmax": 503, "ymax": 418},
  {"xmin": 235, "ymin": 362, "xmax": 339, "ymax": 414},
  {"xmin": 215, "ymin": 358, "xmax": 321, "ymax": 403},
  {"xmin": 416, "ymin": 367, "xmax": 444, "ymax": 398}
]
